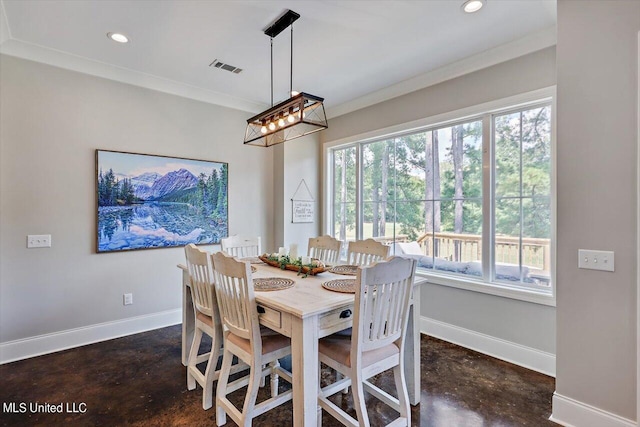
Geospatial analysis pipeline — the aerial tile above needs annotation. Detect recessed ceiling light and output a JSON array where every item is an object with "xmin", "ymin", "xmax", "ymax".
[
  {"xmin": 462, "ymin": 0, "xmax": 485, "ymax": 13},
  {"xmin": 107, "ymin": 32, "xmax": 129, "ymax": 43}
]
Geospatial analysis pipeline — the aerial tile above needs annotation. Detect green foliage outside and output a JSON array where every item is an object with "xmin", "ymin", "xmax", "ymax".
[{"xmin": 333, "ymin": 105, "xmax": 552, "ymax": 246}]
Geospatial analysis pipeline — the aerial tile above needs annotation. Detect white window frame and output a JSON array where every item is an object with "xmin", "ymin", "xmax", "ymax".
[{"xmin": 323, "ymin": 87, "xmax": 556, "ymax": 306}]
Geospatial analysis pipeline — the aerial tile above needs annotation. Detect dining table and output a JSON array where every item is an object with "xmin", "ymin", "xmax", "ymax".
[{"xmin": 178, "ymin": 258, "xmax": 424, "ymax": 427}]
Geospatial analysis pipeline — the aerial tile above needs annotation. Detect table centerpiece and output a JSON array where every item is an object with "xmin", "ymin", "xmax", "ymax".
[{"xmin": 259, "ymin": 253, "xmax": 326, "ymax": 277}]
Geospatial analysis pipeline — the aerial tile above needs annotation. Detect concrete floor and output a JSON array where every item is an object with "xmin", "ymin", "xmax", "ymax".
[{"xmin": 0, "ymin": 325, "xmax": 556, "ymax": 426}]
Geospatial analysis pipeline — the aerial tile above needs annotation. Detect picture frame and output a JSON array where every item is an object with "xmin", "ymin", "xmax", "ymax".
[{"xmin": 96, "ymin": 150, "xmax": 228, "ymax": 253}]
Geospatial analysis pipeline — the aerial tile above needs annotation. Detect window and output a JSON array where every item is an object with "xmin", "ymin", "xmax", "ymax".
[{"xmin": 327, "ymin": 93, "xmax": 554, "ymax": 301}]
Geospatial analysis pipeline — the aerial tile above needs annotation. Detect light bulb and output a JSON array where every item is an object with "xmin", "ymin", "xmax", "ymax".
[
  {"xmin": 261, "ymin": 126, "xmax": 267, "ymax": 134},
  {"xmin": 287, "ymin": 114, "xmax": 295, "ymax": 123},
  {"xmin": 278, "ymin": 118, "xmax": 285, "ymax": 127},
  {"xmin": 291, "ymin": 90, "xmax": 300, "ymax": 96},
  {"xmin": 268, "ymin": 122, "xmax": 276, "ymax": 131}
]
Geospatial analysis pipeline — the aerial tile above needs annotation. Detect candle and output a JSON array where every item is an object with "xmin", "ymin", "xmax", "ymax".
[
  {"xmin": 302, "ymin": 256, "xmax": 311, "ymax": 265},
  {"xmin": 289, "ymin": 244, "xmax": 298, "ymax": 260},
  {"xmin": 278, "ymin": 247, "xmax": 287, "ymax": 256}
]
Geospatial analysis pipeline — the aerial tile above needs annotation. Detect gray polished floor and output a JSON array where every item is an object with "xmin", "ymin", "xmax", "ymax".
[{"xmin": 0, "ymin": 325, "xmax": 556, "ymax": 426}]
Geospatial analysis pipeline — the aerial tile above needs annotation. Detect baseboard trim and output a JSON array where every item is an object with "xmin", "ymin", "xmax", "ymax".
[
  {"xmin": 550, "ymin": 393, "xmax": 637, "ymax": 427},
  {"xmin": 0, "ymin": 309, "xmax": 181, "ymax": 364},
  {"xmin": 420, "ymin": 316, "xmax": 556, "ymax": 377}
]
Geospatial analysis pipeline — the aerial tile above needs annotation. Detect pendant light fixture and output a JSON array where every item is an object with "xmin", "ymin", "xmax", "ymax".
[{"xmin": 244, "ymin": 10, "xmax": 328, "ymax": 147}]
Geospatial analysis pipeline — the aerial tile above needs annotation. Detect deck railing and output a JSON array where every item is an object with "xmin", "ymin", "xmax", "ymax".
[{"xmin": 416, "ymin": 232, "xmax": 550, "ymax": 273}]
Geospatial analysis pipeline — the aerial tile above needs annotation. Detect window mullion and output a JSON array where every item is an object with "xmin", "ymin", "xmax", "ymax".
[
  {"xmin": 483, "ymin": 114, "xmax": 493, "ymax": 282},
  {"xmin": 356, "ymin": 143, "xmax": 362, "ymax": 241}
]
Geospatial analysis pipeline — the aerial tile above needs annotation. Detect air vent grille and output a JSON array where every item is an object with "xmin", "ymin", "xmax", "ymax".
[{"xmin": 209, "ymin": 59, "xmax": 243, "ymax": 74}]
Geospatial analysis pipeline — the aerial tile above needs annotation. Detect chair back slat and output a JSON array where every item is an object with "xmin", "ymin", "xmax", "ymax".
[
  {"xmin": 184, "ymin": 244, "xmax": 217, "ymax": 319},
  {"xmin": 353, "ymin": 257, "xmax": 416, "ymax": 354},
  {"xmin": 211, "ymin": 252, "xmax": 261, "ymax": 344},
  {"xmin": 347, "ymin": 238, "xmax": 390, "ymax": 266},
  {"xmin": 221, "ymin": 236, "xmax": 262, "ymax": 258},
  {"xmin": 308, "ymin": 235, "xmax": 342, "ymax": 265}
]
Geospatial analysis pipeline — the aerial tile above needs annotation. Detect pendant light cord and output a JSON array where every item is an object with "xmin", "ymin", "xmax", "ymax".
[
  {"xmin": 290, "ymin": 24, "xmax": 293, "ymax": 97},
  {"xmin": 270, "ymin": 37, "xmax": 274, "ymax": 107}
]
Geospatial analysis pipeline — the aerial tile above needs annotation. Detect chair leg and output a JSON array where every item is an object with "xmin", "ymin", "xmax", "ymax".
[
  {"xmin": 352, "ymin": 369, "xmax": 370, "ymax": 427},
  {"xmin": 260, "ymin": 364, "xmax": 266, "ymax": 387},
  {"xmin": 187, "ymin": 328, "xmax": 203, "ymax": 391},
  {"xmin": 393, "ymin": 364, "xmax": 410, "ymax": 425},
  {"xmin": 201, "ymin": 330, "xmax": 221, "ymax": 410},
  {"xmin": 336, "ymin": 371, "xmax": 349, "ymax": 394},
  {"xmin": 270, "ymin": 359, "xmax": 280, "ymax": 398},
  {"xmin": 240, "ymin": 359, "xmax": 263, "ymax": 427},
  {"xmin": 317, "ymin": 363, "xmax": 323, "ymax": 426},
  {"xmin": 215, "ymin": 349, "xmax": 234, "ymax": 427}
]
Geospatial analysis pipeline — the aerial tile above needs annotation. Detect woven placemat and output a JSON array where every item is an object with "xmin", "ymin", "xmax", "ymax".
[
  {"xmin": 329, "ymin": 265, "xmax": 358, "ymax": 276},
  {"xmin": 253, "ymin": 277, "xmax": 295, "ymax": 292},
  {"xmin": 322, "ymin": 279, "xmax": 357, "ymax": 294},
  {"xmin": 243, "ymin": 256, "xmax": 264, "ymax": 264}
]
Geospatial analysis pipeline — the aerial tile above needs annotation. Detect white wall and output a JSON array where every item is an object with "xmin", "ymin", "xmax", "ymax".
[
  {"xmin": 322, "ymin": 48, "xmax": 557, "ymax": 361},
  {"xmin": 0, "ymin": 55, "xmax": 274, "ymax": 358},
  {"xmin": 283, "ymin": 135, "xmax": 321, "ymax": 255},
  {"xmin": 553, "ymin": 1, "xmax": 639, "ymax": 424}
]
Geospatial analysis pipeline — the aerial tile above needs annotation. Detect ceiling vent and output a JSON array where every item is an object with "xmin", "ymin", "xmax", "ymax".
[{"xmin": 209, "ymin": 59, "xmax": 243, "ymax": 74}]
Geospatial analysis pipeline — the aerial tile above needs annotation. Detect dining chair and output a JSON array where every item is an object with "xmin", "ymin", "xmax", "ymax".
[
  {"xmin": 184, "ymin": 244, "xmax": 251, "ymax": 410},
  {"xmin": 183, "ymin": 243, "xmax": 224, "ymax": 410},
  {"xmin": 346, "ymin": 238, "xmax": 390, "ymax": 266},
  {"xmin": 308, "ymin": 235, "xmax": 342, "ymax": 266},
  {"xmin": 317, "ymin": 256, "xmax": 417, "ymax": 427},
  {"xmin": 211, "ymin": 251, "xmax": 293, "ymax": 427},
  {"xmin": 220, "ymin": 235, "xmax": 262, "ymax": 258}
]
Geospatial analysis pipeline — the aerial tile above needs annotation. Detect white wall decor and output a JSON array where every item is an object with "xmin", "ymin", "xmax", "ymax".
[{"xmin": 291, "ymin": 179, "xmax": 314, "ymax": 223}]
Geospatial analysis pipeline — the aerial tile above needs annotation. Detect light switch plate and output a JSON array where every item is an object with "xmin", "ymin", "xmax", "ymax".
[
  {"xmin": 27, "ymin": 234, "xmax": 51, "ymax": 248},
  {"xmin": 578, "ymin": 249, "xmax": 614, "ymax": 272}
]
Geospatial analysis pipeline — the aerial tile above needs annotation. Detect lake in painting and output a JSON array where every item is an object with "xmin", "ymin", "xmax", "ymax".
[{"xmin": 96, "ymin": 151, "xmax": 228, "ymax": 252}]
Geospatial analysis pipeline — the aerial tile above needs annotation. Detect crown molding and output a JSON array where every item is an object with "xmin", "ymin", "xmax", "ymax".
[
  {"xmin": 0, "ymin": 38, "xmax": 267, "ymax": 114},
  {"xmin": 326, "ymin": 26, "xmax": 557, "ymax": 119}
]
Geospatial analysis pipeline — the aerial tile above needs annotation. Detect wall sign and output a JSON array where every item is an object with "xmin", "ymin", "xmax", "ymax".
[{"xmin": 291, "ymin": 179, "xmax": 315, "ymax": 223}]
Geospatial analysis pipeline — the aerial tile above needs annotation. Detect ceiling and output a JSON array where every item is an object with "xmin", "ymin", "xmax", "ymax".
[{"xmin": 0, "ymin": 1, "xmax": 556, "ymax": 117}]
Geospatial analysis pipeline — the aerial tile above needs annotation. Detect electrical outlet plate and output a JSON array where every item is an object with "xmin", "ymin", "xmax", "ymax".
[
  {"xmin": 578, "ymin": 249, "xmax": 615, "ymax": 272},
  {"xmin": 27, "ymin": 234, "xmax": 51, "ymax": 248},
  {"xmin": 123, "ymin": 293, "xmax": 133, "ymax": 305}
]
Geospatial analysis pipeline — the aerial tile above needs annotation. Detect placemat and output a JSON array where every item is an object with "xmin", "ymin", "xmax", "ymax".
[
  {"xmin": 253, "ymin": 277, "xmax": 295, "ymax": 292},
  {"xmin": 322, "ymin": 279, "xmax": 357, "ymax": 294},
  {"xmin": 329, "ymin": 265, "xmax": 359, "ymax": 276},
  {"xmin": 243, "ymin": 256, "xmax": 264, "ymax": 264}
]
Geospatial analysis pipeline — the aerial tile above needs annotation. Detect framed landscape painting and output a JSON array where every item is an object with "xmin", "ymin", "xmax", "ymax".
[{"xmin": 96, "ymin": 150, "xmax": 228, "ymax": 253}]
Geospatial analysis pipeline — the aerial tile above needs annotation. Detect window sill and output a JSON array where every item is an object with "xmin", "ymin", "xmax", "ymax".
[{"xmin": 416, "ymin": 270, "xmax": 556, "ymax": 307}]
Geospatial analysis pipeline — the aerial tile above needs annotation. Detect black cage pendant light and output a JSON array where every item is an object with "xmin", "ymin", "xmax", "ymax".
[{"xmin": 244, "ymin": 10, "xmax": 328, "ymax": 147}]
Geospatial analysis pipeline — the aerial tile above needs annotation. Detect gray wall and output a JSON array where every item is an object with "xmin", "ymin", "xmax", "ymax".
[
  {"xmin": 0, "ymin": 55, "xmax": 274, "ymax": 343},
  {"xmin": 322, "ymin": 47, "xmax": 557, "ymax": 354},
  {"xmin": 556, "ymin": 0, "xmax": 638, "ymax": 420}
]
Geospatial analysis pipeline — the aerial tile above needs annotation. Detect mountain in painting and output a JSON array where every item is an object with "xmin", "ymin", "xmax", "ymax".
[
  {"xmin": 131, "ymin": 172, "xmax": 162, "ymax": 200},
  {"xmin": 149, "ymin": 169, "xmax": 198, "ymax": 199},
  {"xmin": 131, "ymin": 169, "xmax": 198, "ymax": 200}
]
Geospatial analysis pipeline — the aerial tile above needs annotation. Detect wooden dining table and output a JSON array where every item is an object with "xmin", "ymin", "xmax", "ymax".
[{"xmin": 178, "ymin": 260, "xmax": 423, "ymax": 427}]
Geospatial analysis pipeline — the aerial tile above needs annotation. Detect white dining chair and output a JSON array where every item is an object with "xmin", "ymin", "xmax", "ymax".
[
  {"xmin": 346, "ymin": 238, "xmax": 390, "ymax": 266},
  {"xmin": 317, "ymin": 256, "xmax": 417, "ymax": 427},
  {"xmin": 308, "ymin": 235, "xmax": 342, "ymax": 266},
  {"xmin": 183, "ymin": 244, "xmax": 224, "ymax": 410},
  {"xmin": 220, "ymin": 235, "xmax": 262, "ymax": 258},
  {"xmin": 211, "ymin": 251, "xmax": 293, "ymax": 427},
  {"xmin": 184, "ymin": 244, "xmax": 251, "ymax": 410}
]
